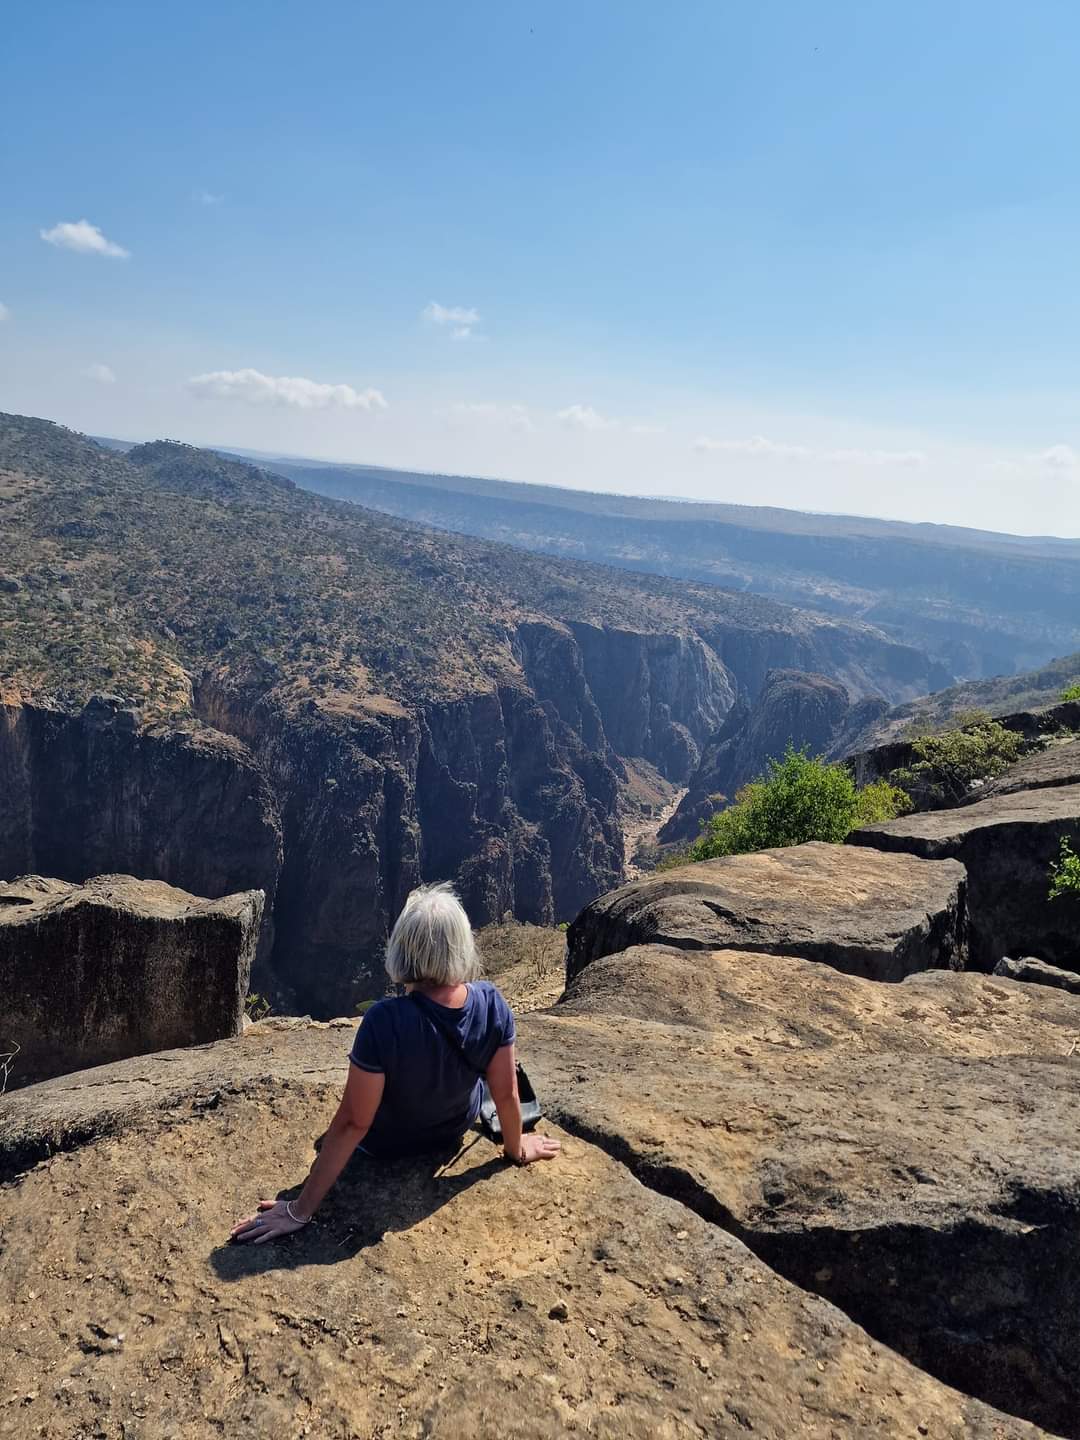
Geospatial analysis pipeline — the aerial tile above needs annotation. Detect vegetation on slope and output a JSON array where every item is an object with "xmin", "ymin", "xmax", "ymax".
[
  {"xmin": 1049, "ymin": 838, "xmax": 1080, "ymax": 901},
  {"xmin": 891, "ymin": 713, "xmax": 1026, "ymax": 808},
  {"xmin": 678, "ymin": 746, "xmax": 909, "ymax": 861},
  {"xmin": 0, "ymin": 413, "xmax": 938, "ymax": 722}
]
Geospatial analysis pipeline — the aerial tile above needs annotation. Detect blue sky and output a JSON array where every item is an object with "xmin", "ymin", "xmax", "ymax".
[{"xmin": 3, "ymin": 1, "xmax": 1080, "ymax": 533}]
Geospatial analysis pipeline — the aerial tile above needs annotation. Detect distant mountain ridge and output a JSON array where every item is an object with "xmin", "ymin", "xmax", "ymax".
[{"xmin": 189, "ymin": 447, "xmax": 1080, "ymax": 681}]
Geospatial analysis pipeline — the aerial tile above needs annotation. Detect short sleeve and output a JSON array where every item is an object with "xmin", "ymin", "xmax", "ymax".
[
  {"xmin": 349, "ymin": 1005, "xmax": 387, "ymax": 1073},
  {"xmin": 492, "ymin": 987, "xmax": 516, "ymax": 1049}
]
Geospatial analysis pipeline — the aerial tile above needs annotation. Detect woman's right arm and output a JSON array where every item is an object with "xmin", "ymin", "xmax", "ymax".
[{"xmin": 485, "ymin": 1044, "xmax": 560, "ymax": 1165}]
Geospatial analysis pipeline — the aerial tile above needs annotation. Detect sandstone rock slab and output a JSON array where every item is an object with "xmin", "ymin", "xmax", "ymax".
[
  {"xmin": 0, "ymin": 1024, "xmax": 1045, "ymax": 1440},
  {"xmin": 524, "ymin": 944, "xmax": 1080, "ymax": 1436},
  {"xmin": 0, "ymin": 873, "xmax": 263, "ymax": 1085},
  {"xmin": 567, "ymin": 840, "xmax": 968, "ymax": 983},
  {"xmin": 994, "ymin": 954, "xmax": 1080, "ymax": 995},
  {"xmin": 974, "ymin": 737, "xmax": 1080, "ymax": 800},
  {"xmin": 851, "ymin": 782, "xmax": 1080, "ymax": 969}
]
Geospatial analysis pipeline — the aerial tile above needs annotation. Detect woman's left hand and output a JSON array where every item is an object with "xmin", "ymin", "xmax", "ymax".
[{"xmin": 230, "ymin": 1198, "xmax": 310, "ymax": 1244}]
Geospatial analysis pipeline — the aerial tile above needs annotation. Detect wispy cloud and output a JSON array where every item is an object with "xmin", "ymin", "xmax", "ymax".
[
  {"xmin": 558, "ymin": 403, "xmax": 617, "ymax": 432},
  {"xmin": 40, "ymin": 219, "xmax": 130, "ymax": 259},
  {"xmin": 83, "ymin": 362, "xmax": 116, "ymax": 384},
  {"xmin": 694, "ymin": 434, "xmax": 810, "ymax": 459},
  {"xmin": 827, "ymin": 447, "xmax": 928, "ymax": 467},
  {"xmin": 195, "ymin": 189, "xmax": 224, "ymax": 206},
  {"xmin": 186, "ymin": 367, "xmax": 388, "ymax": 412},
  {"xmin": 423, "ymin": 301, "xmax": 481, "ymax": 339},
  {"xmin": 0, "ymin": 301, "xmax": 8, "ymax": 322},
  {"xmin": 694, "ymin": 434, "xmax": 926, "ymax": 467},
  {"xmin": 446, "ymin": 401, "xmax": 534, "ymax": 433},
  {"xmin": 1038, "ymin": 444, "xmax": 1079, "ymax": 471}
]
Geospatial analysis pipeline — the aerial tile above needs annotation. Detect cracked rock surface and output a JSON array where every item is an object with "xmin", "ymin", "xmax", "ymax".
[
  {"xmin": 0, "ymin": 1010, "xmax": 1055, "ymax": 1440},
  {"xmin": 851, "ymin": 783, "xmax": 1080, "ymax": 969},
  {"xmin": 567, "ymin": 842, "xmax": 968, "ymax": 983},
  {"xmin": 525, "ymin": 945, "xmax": 1080, "ymax": 1436}
]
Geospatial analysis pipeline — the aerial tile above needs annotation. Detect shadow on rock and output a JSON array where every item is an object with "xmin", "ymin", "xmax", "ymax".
[{"xmin": 210, "ymin": 1132, "xmax": 504, "ymax": 1278}]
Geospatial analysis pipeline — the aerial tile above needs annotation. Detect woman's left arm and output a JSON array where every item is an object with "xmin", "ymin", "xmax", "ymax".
[{"xmin": 230, "ymin": 1065, "xmax": 385, "ymax": 1243}]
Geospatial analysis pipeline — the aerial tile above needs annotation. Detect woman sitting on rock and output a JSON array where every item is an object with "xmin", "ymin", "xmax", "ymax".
[{"xmin": 230, "ymin": 882, "xmax": 560, "ymax": 1243}]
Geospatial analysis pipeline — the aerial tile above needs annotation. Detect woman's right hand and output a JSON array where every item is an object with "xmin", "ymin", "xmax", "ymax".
[{"xmin": 512, "ymin": 1133, "xmax": 561, "ymax": 1165}]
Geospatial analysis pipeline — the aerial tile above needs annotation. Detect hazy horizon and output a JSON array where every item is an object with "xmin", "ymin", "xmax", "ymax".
[{"xmin": 4, "ymin": 3, "xmax": 1080, "ymax": 536}]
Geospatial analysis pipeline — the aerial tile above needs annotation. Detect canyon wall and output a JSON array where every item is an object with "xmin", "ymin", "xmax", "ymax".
[
  {"xmin": 0, "ymin": 697, "xmax": 282, "ymax": 966},
  {"xmin": 0, "ymin": 619, "xmax": 737, "ymax": 1016}
]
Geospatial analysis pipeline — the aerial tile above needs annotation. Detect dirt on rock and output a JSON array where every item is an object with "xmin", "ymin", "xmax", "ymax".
[{"xmin": 0, "ymin": 1041, "xmax": 1047, "ymax": 1440}]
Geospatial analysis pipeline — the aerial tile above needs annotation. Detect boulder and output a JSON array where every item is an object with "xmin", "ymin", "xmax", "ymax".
[
  {"xmin": 567, "ymin": 840, "xmax": 968, "ymax": 983},
  {"xmin": 0, "ymin": 873, "xmax": 263, "ymax": 1085},
  {"xmin": 994, "ymin": 954, "xmax": 1080, "ymax": 995},
  {"xmin": 523, "ymin": 944, "xmax": 1080, "ymax": 1436},
  {"xmin": 974, "ymin": 736, "xmax": 1080, "ymax": 800},
  {"xmin": 850, "ymin": 783, "xmax": 1080, "ymax": 969},
  {"xmin": 0, "ymin": 1020, "xmax": 1047, "ymax": 1440}
]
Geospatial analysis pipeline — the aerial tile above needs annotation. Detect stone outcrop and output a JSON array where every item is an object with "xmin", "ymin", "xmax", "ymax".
[
  {"xmin": 567, "ymin": 841, "xmax": 967, "ymax": 983},
  {"xmin": 0, "ymin": 873, "xmax": 262, "ymax": 1084},
  {"xmin": 842, "ymin": 695, "xmax": 1080, "ymax": 786},
  {"xmin": 524, "ymin": 942, "xmax": 1080, "ymax": 1435},
  {"xmin": 661, "ymin": 669, "xmax": 857, "ymax": 842},
  {"xmin": 974, "ymin": 735, "xmax": 1080, "ymax": 799},
  {"xmin": 0, "ymin": 1017, "xmax": 1051, "ymax": 1439},
  {"xmin": 0, "ymin": 698, "xmax": 283, "ymax": 970},
  {"xmin": 850, "ymin": 783, "xmax": 1080, "ymax": 970},
  {"xmin": 994, "ymin": 954, "xmax": 1080, "ymax": 994}
]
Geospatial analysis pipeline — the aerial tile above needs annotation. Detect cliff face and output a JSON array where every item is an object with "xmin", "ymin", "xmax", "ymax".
[
  {"xmin": 0, "ymin": 415, "xmax": 951, "ymax": 1016},
  {"xmin": 187, "ymin": 616, "xmax": 732, "ymax": 1014},
  {"xmin": 0, "ymin": 698, "xmax": 282, "ymax": 967},
  {"xmin": 0, "ymin": 873, "xmax": 261, "ymax": 1085},
  {"xmin": 661, "ymin": 669, "xmax": 871, "ymax": 843}
]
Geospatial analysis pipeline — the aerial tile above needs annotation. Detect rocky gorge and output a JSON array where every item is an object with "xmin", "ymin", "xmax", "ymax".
[
  {"xmin": 4, "ymin": 723, "xmax": 1080, "ymax": 1436},
  {"xmin": 0, "ymin": 413, "xmax": 947, "ymax": 1014}
]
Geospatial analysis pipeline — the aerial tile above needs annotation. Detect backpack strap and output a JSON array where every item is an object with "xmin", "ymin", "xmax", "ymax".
[{"xmin": 407, "ymin": 991, "xmax": 487, "ymax": 1076}]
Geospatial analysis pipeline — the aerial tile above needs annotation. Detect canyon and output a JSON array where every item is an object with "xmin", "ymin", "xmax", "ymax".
[{"xmin": 0, "ymin": 413, "xmax": 944, "ymax": 1014}]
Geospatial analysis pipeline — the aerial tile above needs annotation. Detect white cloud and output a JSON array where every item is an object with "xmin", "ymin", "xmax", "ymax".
[
  {"xmin": 83, "ymin": 362, "xmax": 116, "ymax": 384},
  {"xmin": 695, "ymin": 434, "xmax": 809, "ymax": 459},
  {"xmin": 825, "ymin": 446, "xmax": 927, "ymax": 467},
  {"xmin": 1038, "ymin": 444, "xmax": 1079, "ymax": 471},
  {"xmin": 0, "ymin": 301, "xmax": 8, "ymax": 322},
  {"xmin": 40, "ymin": 219, "xmax": 130, "ymax": 259},
  {"xmin": 196, "ymin": 189, "xmax": 224, "ymax": 206},
  {"xmin": 446, "ymin": 401, "xmax": 533, "ymax": 433},
  {"xmin": 630, "ymin": 423, "xmax": 666, "ymax": 436},
  {"xmin": 423, "ymin": 301, "xmax": 481, "ymax": 339},
  {"xmin": 558, "ymin": 403, "xmax": 617, "ymax": 432},
  {"xmin": 186, "ymin": 367, "xmax": 388, "ymax": 412},
  {"xmin": 694, "ymin": 434, "xmax": 926, "ymax": 467}
]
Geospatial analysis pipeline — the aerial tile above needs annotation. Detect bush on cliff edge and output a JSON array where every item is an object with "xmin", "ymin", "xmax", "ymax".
[
  {"xmin": 1049, "ymin": 837, "xmax": 1080, "ymax": 900},
  {"xmin": 891, "ymin": 712, "xmax": 1023, "ymax": 808},
  {"xmin": 683, "ymin": 745, "xmax": 910, "ymax": 861}
]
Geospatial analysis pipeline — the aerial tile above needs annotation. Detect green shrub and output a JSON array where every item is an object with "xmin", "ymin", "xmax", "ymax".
[
  {"xmin": 685, "ymin": 746, "xmax": 910, "ymax": 861},
  {"xmin": 244, "ymin": 991, "xmax": 272, "ymax": 1022},
  {"xmin": 1060, "ymin": 683, "xmax": 1080, "ymax": 703},
  {"xmin": 891, "ymin": 716, "xmax": 1023, "ymax": 808},
  {"xmin": 1049, "ymin": 837, "xmax": 1080, "ymax": 900}
]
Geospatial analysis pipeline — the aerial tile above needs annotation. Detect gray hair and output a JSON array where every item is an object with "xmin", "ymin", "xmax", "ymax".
[{"xmin": 385, "ymin": 882, "xmax": 481, "ymax": 987}]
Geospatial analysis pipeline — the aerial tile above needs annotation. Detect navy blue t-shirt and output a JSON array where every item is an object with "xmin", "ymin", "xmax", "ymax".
[{"xmin": 349, "ymin": 980, "xmax": 516, "ymax": 1156}]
